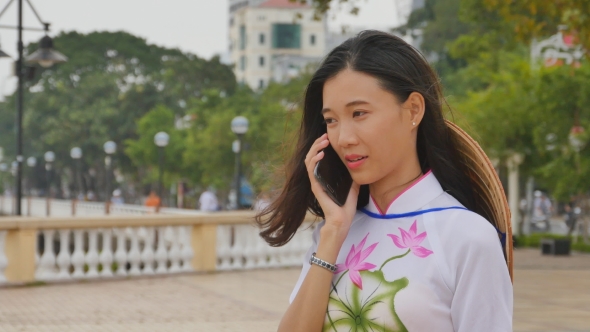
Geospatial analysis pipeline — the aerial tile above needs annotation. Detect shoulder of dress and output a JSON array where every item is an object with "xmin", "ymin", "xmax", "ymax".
[{"xmin": 427, "ymin": 193, "xmax": 498, "ymax": 239}]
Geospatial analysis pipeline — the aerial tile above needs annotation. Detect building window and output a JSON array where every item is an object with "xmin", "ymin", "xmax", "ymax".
[
  {"xmin": 239, "ymin": 25, "xmax": 246, "ymax": 50},
  {"xmin": 259, "ymin": 79, "xmax": 264, "ymax": 89},
  {"xmin": 259, "ymin": 33, "xmax": 265, "ymax": 45},
  {"xmin": 240, "ymin": 56, "xmax": 247, "ymax": 71},
  {"xmin": 259, "ymin": 56, "xmax": 265, "ymax": 67},
  {"xmin": 310, "ymin": 34, "xmax": 316, "ymax": 45},
  {"xmin": 272, "ymin": 24, "xmax": 301, "ymax": 49}
]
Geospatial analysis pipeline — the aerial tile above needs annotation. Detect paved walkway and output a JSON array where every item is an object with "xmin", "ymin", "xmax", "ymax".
[{"xmin": 0, "ymin": 248, "xmax": 589, "ymax": 331}]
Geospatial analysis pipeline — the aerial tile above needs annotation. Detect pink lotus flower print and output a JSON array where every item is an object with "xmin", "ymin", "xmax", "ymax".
[
  {"xmin": 387, "ymin": 220, "xmax": 433, "ymax": 258},
  {"xmin": 335, "ymin": 234, "xmax": 378, "ymax": 290}
]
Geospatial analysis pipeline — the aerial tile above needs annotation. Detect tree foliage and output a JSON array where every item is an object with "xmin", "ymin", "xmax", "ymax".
[
  {"xmin": 0, "ymin": 31, "xmax": 236, "ymax": 199},
  {"xmin": 127, "ymin": 74, "xmax": 310, "ymax": 197},
  {"xmin": 473, "ymin": 0, "xmax": 590, "ymax": 52}
]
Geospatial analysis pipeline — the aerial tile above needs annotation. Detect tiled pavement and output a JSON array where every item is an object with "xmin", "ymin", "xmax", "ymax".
[{"xmin": 0, "ymin": 248, "xmax": 589, "ymax": 332}]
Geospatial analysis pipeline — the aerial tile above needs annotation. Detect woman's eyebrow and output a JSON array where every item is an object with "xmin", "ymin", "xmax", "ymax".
[
  {"xmin": 345, "ymin": 100, "xmax": 371, "ymax": 108},
  {"xmin": 322, "ymin": 100, "xmax": 371, "ymax": 114}
]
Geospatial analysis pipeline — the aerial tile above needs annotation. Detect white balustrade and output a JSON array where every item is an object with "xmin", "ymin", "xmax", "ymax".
[
  {"xmin": 217, "ymin": 226, "xmax": 232, "ymax": 270},
  {"xmin": 168, "ymin": 227, "xmax": 182, "ymax": 273},
  {"xmin": 86, "ymin": 229, "xmax": 100, "ymax": 278},
  {"xmin": 99, "ymin": 229, "xmax": 114, "ymax": 278},
  {"xmin": 254, "ymin": 231, "xmax": 269, "ymax": 268},
  {"xmin": 155, "ymin": 226, "xmax": 168, "ymax": 274},
  {"xmin": 127, "ymin": 227, "xmax": 142, "ymax": 276},
  {"xmin": 71, "ymin": 230, "xmax": 85, "ymax": 279},
  {"xmin": 179, "ymin": 226, "xmax": 194, "ymax": 272},
  {"xmin": 214, "ymin": 223, "xmax": 315, "ymax": 272},
  {"xmin": 37, "ymin": 230, "xmax": 56, "ymax": 280},
  {"xmin": 56, "ymin": 230, "xmax": 71, "ymax": 280},
  {"xmin": 114, "ymin": 228, "xmax": 128, "ymax": 276},
  {"xmin": 140, "ymin": 227, "xmax": 155, "ymax": 275},
  {"xmin": 0, "ymin": 231, "xmax": 7, "ymax": 283},
  {"xmin": 242, "ymin": 226, "xmax": 257, "ymax": 269},
  {"xmin": 267, "ymin": 238, "xmax": 281, "ymax": 268},
  {"xmin": 0, "ymin": 209, "xmax": 317, "ymax": 284},
  {"xmin": 30, "ymin": 225, "xmax": 196, "ymax": 282},
  {"xmin": 229, "ymin": 226, "xmax": 245, "ymax": 269}
]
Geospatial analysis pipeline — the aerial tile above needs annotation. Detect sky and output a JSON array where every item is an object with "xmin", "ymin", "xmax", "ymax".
[{"xmin": 0, "ymin": 0, "xmax": 407, "ymax": 99}]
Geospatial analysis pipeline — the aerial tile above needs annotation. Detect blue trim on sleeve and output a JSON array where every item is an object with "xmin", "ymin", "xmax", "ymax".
[{"xmin": 493, "ymin": 225, "xmax": 507, "ymax": 247}]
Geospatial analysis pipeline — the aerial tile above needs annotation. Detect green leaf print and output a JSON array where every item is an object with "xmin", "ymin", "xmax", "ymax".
[{"xmin": 324, "ymin": 269, "xmax": 409, "ymax": 332}]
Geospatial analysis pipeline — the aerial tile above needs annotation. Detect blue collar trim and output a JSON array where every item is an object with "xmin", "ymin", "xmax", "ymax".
[
  {"xmin": 359, "ymin": 206, "xmax": 507, "ymax": 247},
  {"xmin": 359, "ymin": 206, "xmax": 468, "ymax": 219}
]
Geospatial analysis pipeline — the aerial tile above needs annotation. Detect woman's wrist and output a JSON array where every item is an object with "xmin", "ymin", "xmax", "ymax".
[{"xmin": 316, "ymin": 223, "xmax": 348, "ymax": 263}]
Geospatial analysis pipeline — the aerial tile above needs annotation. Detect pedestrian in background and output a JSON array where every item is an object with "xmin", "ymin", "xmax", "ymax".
[
  {"xmin": 199, "ymin": 186, "xmax": 219, "ymax": 211},
  {"xmin": 145, "ymin": 190, "xmax": 161, "ymax": 210},
  {"xmin": 111, "ymin": 189, "xmax": 124, "ymax": 205}
]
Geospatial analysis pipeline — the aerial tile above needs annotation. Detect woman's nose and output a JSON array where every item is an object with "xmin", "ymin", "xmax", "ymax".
[{"xmin": 337, "ymin": 122, "xmax": 358, "ymax": 147}]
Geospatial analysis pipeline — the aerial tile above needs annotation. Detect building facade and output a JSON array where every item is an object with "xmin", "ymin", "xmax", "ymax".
[{"xmin": 228, "ymin": 0, "xmax": 326, "ymax": 90}]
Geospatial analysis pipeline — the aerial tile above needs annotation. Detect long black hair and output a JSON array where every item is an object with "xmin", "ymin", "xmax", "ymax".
[{"xmin": 256, "ymin": 30, "xmax": 475, "ymax": 246}]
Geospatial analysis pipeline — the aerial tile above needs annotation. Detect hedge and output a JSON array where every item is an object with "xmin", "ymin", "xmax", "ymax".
[{"xmin": 514, "ymin": 233, "xmax": 590, "ymax": 253}]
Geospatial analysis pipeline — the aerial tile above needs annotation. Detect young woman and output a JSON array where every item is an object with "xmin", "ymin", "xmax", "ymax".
[{"xmin": 256, "ymin": 30, "xmax": 513, "ymax": 332}]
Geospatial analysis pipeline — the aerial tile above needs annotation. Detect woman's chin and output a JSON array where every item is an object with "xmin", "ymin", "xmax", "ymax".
[{"xmin": 351, "ymin": 173, "xmax": 378, "ymax": 186}]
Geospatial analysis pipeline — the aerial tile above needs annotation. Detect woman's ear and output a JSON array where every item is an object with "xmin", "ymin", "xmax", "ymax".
[{"xmin": 402, "ymin": 92, "xmax": 425, "ymax": 127}]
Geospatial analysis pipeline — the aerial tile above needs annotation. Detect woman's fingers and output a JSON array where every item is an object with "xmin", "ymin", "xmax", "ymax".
[
  {"xmin": 305, "ymin": 136, "xmax": 329, "ymax": 175},
  {"xmin": 305, "ymin": 134, "xmax": 332, "ymax": 200},
  {"xmin": 305, "ymin": 134, "xmax": 328, "ymax": 163}
]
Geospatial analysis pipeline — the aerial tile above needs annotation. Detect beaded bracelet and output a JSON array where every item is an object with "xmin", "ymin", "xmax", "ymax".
[{"xmin": 309, "ymin": 252, "xmax": 337, "ymax": 272}]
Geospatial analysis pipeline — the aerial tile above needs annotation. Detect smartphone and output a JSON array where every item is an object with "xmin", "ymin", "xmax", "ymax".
[{"xmin": 313, "ymin": 145, "xmax": 353, "ymax": 206}]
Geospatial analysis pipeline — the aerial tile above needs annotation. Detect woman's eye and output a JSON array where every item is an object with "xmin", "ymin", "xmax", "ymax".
[
  {"xmin": 353, "ymin": 111, "xmax": 367, "ymax": 117},
  {"xmin": 323, "ymin": 118, "xmax": 336, "ymax": 124}
]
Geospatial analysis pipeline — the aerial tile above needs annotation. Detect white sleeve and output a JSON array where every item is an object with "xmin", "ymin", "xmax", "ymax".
[
  {"xmin": 446, "ymin": 213, "xmax": 513, "ymax": 331},
  {"xmin": 288, "ymin": 220, "xmax": 324, "ymax": 304}
]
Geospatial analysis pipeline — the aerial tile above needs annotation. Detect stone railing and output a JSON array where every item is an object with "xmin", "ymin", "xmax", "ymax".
[
  {"xmin": 0, "ymin": 212, "xmax": 317, "ymax": 285},
  {"xmin": 0, "ymin": 196, "xmax": 206, "ymax": 217}
]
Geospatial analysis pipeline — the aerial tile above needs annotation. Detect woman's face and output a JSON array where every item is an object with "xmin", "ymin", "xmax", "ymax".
[{"xmin": 321, "ymin": 69, "xmax": 421, "ymax": 185}]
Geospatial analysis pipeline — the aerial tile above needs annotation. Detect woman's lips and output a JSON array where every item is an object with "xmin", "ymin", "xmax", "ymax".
[{"xmin": 345, "ymin": 155, "xmax": 368, "ymax": 170}]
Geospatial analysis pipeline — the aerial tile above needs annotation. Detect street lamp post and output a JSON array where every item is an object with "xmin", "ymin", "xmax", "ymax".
[
  {"xmin": 103, "ymin": 141, "xmax": 116, "ymax": 214},
  {"xmin": 0, "ymin": 0, "xmax": 68, "ymax": 216},
  {"xmin": 231, "ymin": 116, "xmax": 249, "ymax": 210},
  {"xmin": 70, "ymin": 147, "xmax": 82, "ymax": 197},
  {"xmin": 10, "ymin": 161, "xmax": 16, "ymax": 214},
  {"xmin": 0, "ymin": 163, "xmax": 6, "ymax": 212},
  {"xmin": 43, "ymin": 151, "xmax": 54, "ymax": 217},
  {"xmin": 26, "ymin": 156, "xmax": 35, "ymax": 216},
  {"xmin": 154, "ymin": 132, "xmax": 169, "ymax": 210},
  {"xmin": 70, "ymin": 147, "xmax": 82, "ymax": 216}
]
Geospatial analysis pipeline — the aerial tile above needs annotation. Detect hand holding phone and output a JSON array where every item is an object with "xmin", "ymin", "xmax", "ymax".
[
  {"xmin": 313, "ymin": 150, "xmax": 353, "ymax": 206},
  {"xmin": 305, "ymin": 134, "xmax": 360, "ymax": 242}
]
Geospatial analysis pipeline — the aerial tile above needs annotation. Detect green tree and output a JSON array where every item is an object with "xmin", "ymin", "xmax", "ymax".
[
  {"xmin": 529, "ymin": 64, "xmax": 590, "ymax": 200},
  {"xmin": 124, "ymin": 105, "xmax": 186, "ymax": 188},
  {"xmin": 177, "ymin": 72, "xmax": 310, "ymax": 198},
  {"xmin": 0, "ymin": 31, "xmax": 236, "ymax": 199},
  {"xmin": 470, "ymin": 0, "xmax": 590, "ymax": 52}
]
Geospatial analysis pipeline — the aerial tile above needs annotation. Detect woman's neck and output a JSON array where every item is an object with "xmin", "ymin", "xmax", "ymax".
[{"xmin": 369, "ymin": 159, "xmax": 423, "ymax": 214}]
